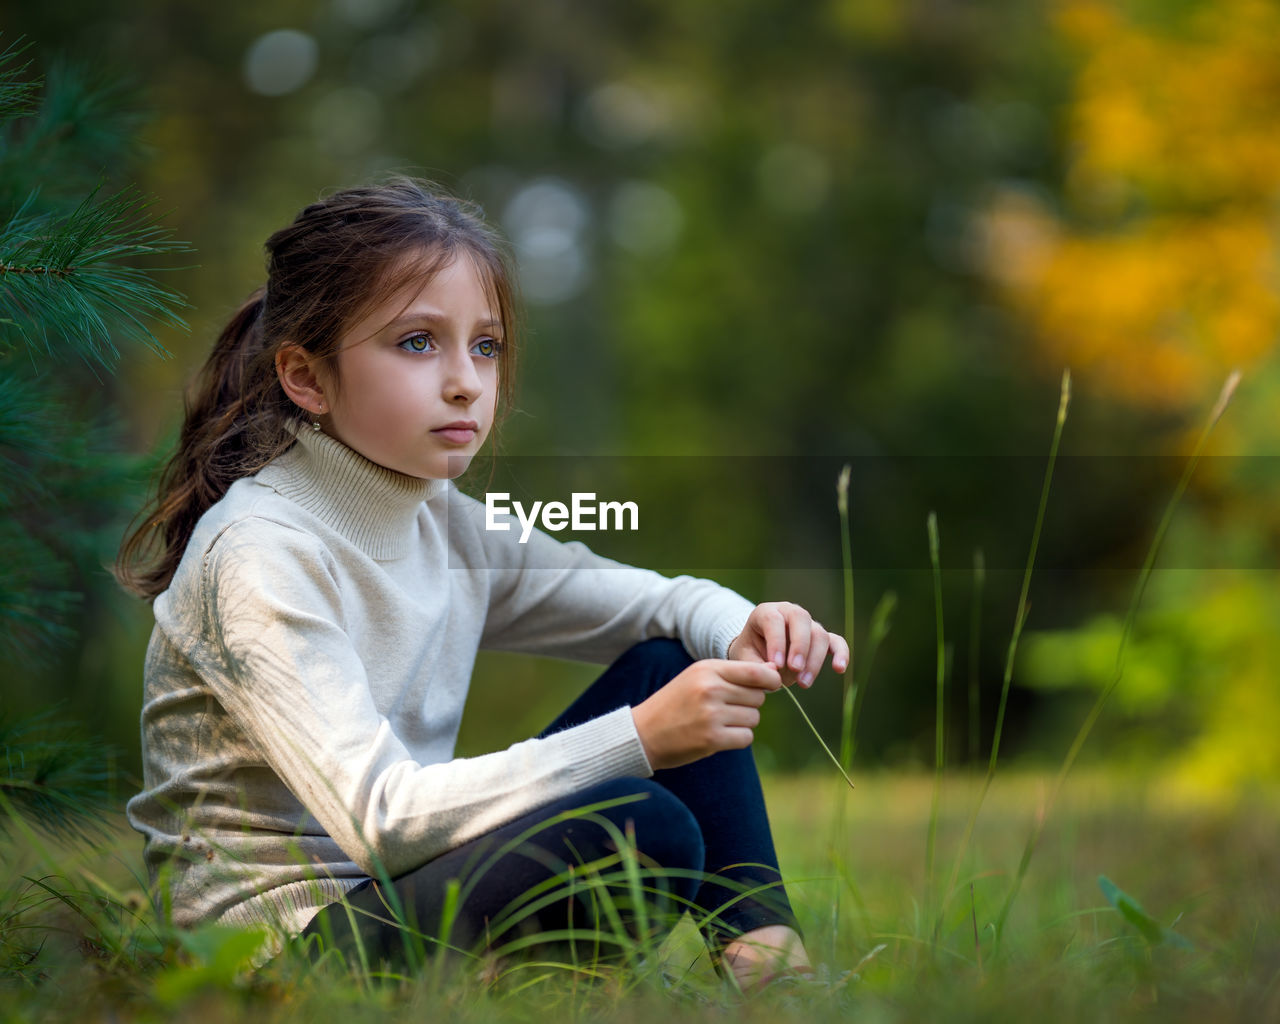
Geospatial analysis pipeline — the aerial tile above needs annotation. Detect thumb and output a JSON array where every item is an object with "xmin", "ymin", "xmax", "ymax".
[
  {"xmin": 727, "ymin": 631, "xmax": 770, "ymax": 663},
  {"xmin": 714, "ymin": 659, "xmax": 784, "ymax": 690}
]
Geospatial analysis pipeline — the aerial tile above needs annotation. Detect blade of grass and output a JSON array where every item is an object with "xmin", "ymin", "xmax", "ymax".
[
  {"xmin": 968, "ymin": 548, "xmax": 985, "ymax": 765},
  {"xmin": 618, "ymin": 818, "xmax": 651, "ymax": 963},
  {"xmin": 781, "ymin": 686, "xmax": 856, "ymax": 792},
  {"xmin": 836, "ymin": 463, "xmax": 856, "ymax": 771},
  {"xmin": 847, "ymin": 590, "xmax": 897, "ymax": 766},
  {"xmin": 970, "ymin": 882, "xmax": 983, "ymax": 974},
  {"xmin": 992, "ymin": 369, "xmax": 1240, "ymax": 941},
  {"xmin": 830, "ymin": 464, "xmax": 856, "ymax": 963},
  {"xmin": 993, "ymin": 370, "xmax": 1071, "ymax": 773},
  {"xmin": 822, "ymin": 464, "xmax": 895, "ymax": 959},
  {"xmin": 935, "ymin": 369, "xmax": 1070, "ymax": 942},
  {"xmin": 925, "ymin": 512, "xmax": 945, "ymax": 939}
]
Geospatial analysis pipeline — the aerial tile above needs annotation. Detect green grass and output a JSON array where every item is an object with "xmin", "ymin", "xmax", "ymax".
[
  {"xmin": 5, "ymin": 370, "xmax": 1267, "ymax": 1020},
  {"xmin": 3, "ymin": 770, "xmax": 1277, "ymax": 1022},
  {"xmin": 774, "ymin": 770, "xmax": 1280, "ymax": 1019}
]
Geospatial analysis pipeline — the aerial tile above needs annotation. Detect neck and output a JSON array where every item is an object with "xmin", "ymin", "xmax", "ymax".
[{"xmin": 258, "ymin": 424, "xmax": 447, "ymax": 559}]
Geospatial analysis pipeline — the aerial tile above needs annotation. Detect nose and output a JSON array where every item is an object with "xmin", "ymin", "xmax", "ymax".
[{"xmin": 442, "ymin": 346, "xmax": 483, "ymax": 403}]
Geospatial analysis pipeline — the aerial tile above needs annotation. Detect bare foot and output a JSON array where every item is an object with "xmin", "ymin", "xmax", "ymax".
[{"xmin": 720, "ymin": 924, "xmax": 811, "ymax": 993}]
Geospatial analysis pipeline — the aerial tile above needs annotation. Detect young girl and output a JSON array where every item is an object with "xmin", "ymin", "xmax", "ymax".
[{"xmin": 117, "ymin": 177, "xmax": 848, "ymax": 992}]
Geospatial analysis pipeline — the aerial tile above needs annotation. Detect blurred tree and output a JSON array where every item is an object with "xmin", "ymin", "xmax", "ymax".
[
  {"xmin": 982, "ymin": 0, "xmax": 1280, "ymax": 786},
  {"xmin": 977, "ymin": 0, "xmax": 1280, "ymax": 411},
  {"xmin": 0, "ymin": 0, "xmax": 1249, "ymax": 773},
  {"xmin": 0, "ymin": 37, "xmax": 188, "ymax": 834}
]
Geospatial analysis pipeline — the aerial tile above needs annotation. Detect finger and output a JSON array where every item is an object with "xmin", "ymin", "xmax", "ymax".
[
  {"xmin": 798, "ymin": 627, "xmax": 830, "ymax": 688},
  {"xmin": 730, "ymin": 637, "xmax": 769, "ymax": 663},
  {"xmin": 784, "ymin": 605, "xmax": 812, "ymax": 675},
  {"xmin": 719, "ymin": 725, "xmax": 755, "ymax": 751},
  {"xmin": 714, "ymin": 659, "xmax": 783, "ymax": 691},
  {"xmin": 758, "ymin": 606, "xmax": 789, "ymax": 669},
  {"xmin": 722, "ymin": 681, "xmax": 768, "ymax": 707},
  {"xmin": 829, "ymin": 632, "xmax": 851, "ymax": 674},
  {"xmin": 721, "ymin": 705, "xmax": 761, "ymax": 730}
]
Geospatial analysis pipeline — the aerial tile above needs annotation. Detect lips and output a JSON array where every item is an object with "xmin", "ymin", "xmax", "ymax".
[{"xmin": 431, "ymin": 420, "xmax": 479, "ymax": 444}]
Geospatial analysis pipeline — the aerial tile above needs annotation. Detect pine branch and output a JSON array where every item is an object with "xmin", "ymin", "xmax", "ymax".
[
  {"xmin": 0, "ymin": 44, "xmax": 192, "ymax": 774},
  {"xmin": 2, "ymin": 56, "xmax": 149, "ymax": 203},
  {"xmin": 0, "ymin": 372, "xmax": 77, "ymax": 666},
  {"xmin": 0, "ymin": 183, "xmax": 191, "ymax": 367},
  {"xmin": 0, "ymin": 368, "xmax": 59, "ymax": 502},
  {"xmin": 0, "ymin": 521, "xmax": 80, "ymax": 667},
  {"xmin": 0, "ymin": 37, "xmax": 39, "ymax": 127},
  {"xmin": 0, "ymin": 370, "xmax": 145, "ymax": 667},
  {"xmin": 0, "ymin": 39, "xmax": 191, "ymax": 368},
  {"xmin": 0, "ymin": 708, "xmax": 115, "ymax": 844}
]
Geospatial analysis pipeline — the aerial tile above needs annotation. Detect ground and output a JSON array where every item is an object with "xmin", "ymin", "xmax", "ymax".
[{"xmin": 3, "ymin": 770, "xmax": 1277, "ymax": 1022}]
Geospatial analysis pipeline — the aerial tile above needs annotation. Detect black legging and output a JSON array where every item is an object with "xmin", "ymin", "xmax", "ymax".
[{"xmin": 299, "ymin": 638, "xmax": 799, "ymax": 967}]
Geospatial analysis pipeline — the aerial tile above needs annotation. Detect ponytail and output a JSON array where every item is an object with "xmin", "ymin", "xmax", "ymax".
[{"xmin": 115, "ymin": 287, "xmax": 298, "ymax": 600}]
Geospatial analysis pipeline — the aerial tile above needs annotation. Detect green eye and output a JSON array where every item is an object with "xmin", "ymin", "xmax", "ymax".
[{"xmin": 401, "ymin": 334, "xmax": 431, "ymax": 352}]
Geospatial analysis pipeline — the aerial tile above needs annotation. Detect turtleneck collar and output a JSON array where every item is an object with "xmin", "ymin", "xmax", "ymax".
[{"xmin": 256, "ymin": 424, "xmax": 447, "ymax": 560}]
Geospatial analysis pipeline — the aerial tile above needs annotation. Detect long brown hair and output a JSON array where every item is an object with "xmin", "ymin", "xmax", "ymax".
[{"xmin": 116, "ymin": 176, "xmax": 520, "ymax": 600}]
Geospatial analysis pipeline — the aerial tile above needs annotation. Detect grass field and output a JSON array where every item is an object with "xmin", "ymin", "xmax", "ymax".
[{"xmin": 4, "ymin": 769, "xmax": 1276, "ymax": 1023}]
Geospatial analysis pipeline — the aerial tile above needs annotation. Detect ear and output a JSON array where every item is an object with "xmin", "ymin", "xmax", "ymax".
[{"xmin": 276, "ymin": 344, "xmax": 329, "ymax": 416}]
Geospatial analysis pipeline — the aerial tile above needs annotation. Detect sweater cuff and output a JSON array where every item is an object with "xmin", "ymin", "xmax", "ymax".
[
  {"xmin": 711, "ymin": 612, "xmax": 749, "ymax": 661},
  {"xmin": 555, "ymin": 705, "xmax": 653, "ymax": 791}
]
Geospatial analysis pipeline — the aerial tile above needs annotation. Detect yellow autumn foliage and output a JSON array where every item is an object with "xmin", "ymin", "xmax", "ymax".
[
  {"xmin": 991, "ymin": 1, "xmax": 1280, "ymax": 788},
  {"xmin": 981, "ymin": 0, "xmax": 1280, "ymax": 408}
]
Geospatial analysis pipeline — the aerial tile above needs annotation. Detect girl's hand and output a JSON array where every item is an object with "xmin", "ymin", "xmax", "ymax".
[
  {"xmin": 631, "ymin": 660, "xmax": 782, "ymax": 770},
  {"xmin": 726, "ymin": 601, "xmax": 850, "ymax": 688}
]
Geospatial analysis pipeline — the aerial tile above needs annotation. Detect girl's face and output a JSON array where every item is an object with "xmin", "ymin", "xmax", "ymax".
[{"xmin": 318, "ymin": 252, "xmax": 502, "ymax": 480}]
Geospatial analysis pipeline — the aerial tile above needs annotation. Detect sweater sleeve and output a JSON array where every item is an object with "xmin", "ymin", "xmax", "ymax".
[
  {"xmin": 189, "ymin": 518, "xmax": 652, "ymax": 879},
  {"xmin": 453, "ymin": 490, "xmax": 757, "ymax": 664}
]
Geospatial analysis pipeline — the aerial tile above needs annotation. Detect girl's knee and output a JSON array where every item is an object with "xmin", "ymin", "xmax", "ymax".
[
  {"xmin": 617, "ymin": 637, "xmax": 695, "ymax": 680},
  {"xmin": 573, "ymin": 778, "xmax": 704, "ymax": 876}
]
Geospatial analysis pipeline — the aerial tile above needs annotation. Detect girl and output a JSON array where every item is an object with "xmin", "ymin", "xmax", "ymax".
[{"xmin": 117, "ymin": 177, "xmax": 848, "ymax": 992}]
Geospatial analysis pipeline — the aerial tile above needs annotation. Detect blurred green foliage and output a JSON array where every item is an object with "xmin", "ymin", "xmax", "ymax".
[
  {"xmin": 1, "ymin": 0, "xmax": 1276, "ymax": 787},
  {"xmin": 0, "ymin": 37, "xmax": 188, "ymax": 838}
]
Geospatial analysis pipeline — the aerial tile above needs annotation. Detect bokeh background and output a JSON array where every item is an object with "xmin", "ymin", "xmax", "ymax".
[{"xmin": 4, "ymin": 0, "xmax": 1279, "ymax": 793}]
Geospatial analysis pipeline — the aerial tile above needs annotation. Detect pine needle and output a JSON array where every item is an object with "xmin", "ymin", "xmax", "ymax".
[
  {"xmin": 0, "ymin": 708, "xmax": 116, "ymax": 844},
  {"xmin": 0, "ymin": 183, "xmax": 191, "ymax": 367},
  {"xmin": 0, "ymin": 37, "xmax": 38, "ymax": 126}
]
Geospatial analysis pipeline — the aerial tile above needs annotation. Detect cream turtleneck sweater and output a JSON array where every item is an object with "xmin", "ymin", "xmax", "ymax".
[{"xmin": 126, "ymin": 426, "xmax": 755, "ymax": 945}]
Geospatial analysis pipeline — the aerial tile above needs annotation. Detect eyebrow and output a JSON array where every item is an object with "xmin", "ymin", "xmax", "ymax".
[{"xmin": 385, "ymin": 309, "xmax": 502, "ymax": 333}]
